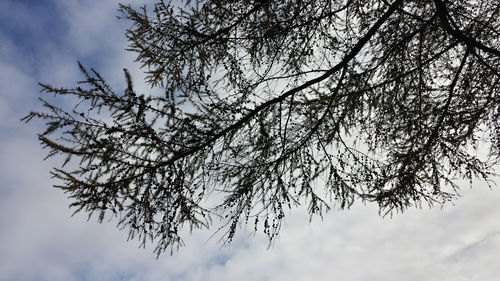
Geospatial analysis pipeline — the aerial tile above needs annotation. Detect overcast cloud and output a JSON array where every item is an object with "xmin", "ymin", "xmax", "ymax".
[{"xmin": 1, "ymin": 1, "xmax": 499, "ymax": 280}]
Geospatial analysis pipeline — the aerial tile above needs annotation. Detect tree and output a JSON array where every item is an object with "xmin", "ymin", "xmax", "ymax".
[{"xmin": 24, "ymin": 0, "xmax": 499, "ymax": 255}]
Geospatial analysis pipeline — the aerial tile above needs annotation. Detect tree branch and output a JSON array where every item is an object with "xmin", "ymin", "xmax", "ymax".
[
  {"xmin": 434, "ymin": 0, "xmax": 500, "ymax": 57},
  {"xmin": 158, "ymin": 0, "xmax": 405, "ymax": 167}
]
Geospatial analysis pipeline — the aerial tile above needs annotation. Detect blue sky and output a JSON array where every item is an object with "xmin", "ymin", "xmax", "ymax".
[{"xmin": 1, "ymin": 1, "xmax": 500, "ymax": 281}]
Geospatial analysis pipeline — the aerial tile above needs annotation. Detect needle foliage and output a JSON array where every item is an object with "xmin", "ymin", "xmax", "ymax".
[{"xmin": 25, "ymin": 0, "xmax": 499, "ymax": 255}]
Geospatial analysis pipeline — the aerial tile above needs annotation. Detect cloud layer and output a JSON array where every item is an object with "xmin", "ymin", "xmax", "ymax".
[{"xmin": 1, "ymin": 1, "xmax": 499, "ymax": 280}]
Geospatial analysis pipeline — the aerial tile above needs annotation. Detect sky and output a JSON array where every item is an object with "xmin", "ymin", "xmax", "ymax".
[{"xmin": 1, "ymin": 1, "xmax": 499, "ymax": 280}]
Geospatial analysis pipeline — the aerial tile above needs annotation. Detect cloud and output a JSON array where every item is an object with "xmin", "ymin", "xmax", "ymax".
[{"xmin": 1, "ymin": 0, "xmax": 499, "ymax": 280}]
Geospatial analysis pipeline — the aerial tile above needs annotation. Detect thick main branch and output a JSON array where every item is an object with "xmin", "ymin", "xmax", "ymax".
[
  {"xmin": 159, "ymin": 0, "xmax": 405, "ymax": 167},
  {"xmin": 434, "ymin": 0, "xmax": 500, "ymax": 57}
]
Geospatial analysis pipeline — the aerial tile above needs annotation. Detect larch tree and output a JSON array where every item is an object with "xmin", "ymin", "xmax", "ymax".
[{"xmin": 24, "ymin": 0, "xmax": 499, "ymax": 255}]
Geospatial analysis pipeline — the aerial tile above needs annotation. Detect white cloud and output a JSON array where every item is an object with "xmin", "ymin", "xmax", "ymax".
[{"xmin": 1, "ymin": 0, "xmax": 499, "ymax": 280}]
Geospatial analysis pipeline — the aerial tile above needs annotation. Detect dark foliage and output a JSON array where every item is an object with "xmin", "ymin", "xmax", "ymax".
[{"xmin": 24, "ymin": 0, "xmax": 499, "ymax": 255}]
